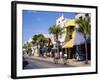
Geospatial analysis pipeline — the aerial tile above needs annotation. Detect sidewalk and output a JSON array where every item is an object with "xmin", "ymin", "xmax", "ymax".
[{"xmin": 24, "ymin": 55, "xmax": 91, "ymax": 67}]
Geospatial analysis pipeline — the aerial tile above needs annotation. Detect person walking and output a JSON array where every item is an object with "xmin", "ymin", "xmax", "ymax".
[
  {"xmin": 63, "ymin": 53, "xmax": 67, "ymax": 65},
  {"xmin": 54, "ymin": 49, "xmax": 59, "ymax": 64}
]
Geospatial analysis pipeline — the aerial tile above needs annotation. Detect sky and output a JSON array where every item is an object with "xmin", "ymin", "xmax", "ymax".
[{"xmin": 22, "ymin": 10, "xmax": 76, "ymax": 44}]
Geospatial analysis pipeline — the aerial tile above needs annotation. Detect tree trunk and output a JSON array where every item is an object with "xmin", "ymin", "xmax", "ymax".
[
  {"xmin": 84, "ymin": 35, "xmax": 88, "ymax": 64},
  {"xmin": 56, "ymin": 35, "xmax": 60, "ymax": 58}
]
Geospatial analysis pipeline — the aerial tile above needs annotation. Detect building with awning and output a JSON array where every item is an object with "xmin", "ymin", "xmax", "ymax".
[
  {"xmin": 63, "ymin": 31, "xmax": 76, "ymax": 48},
  {"xmin": 63, "ymin": 30, "xmax": 86, "ymax": 48},
  {"xmin": 63, "ymin": 18, "xmax": 90, "ymax": 60},
  {"xmin": 50, "ymin": 14, "xmax": 91, "ymax": 60},
  {"xmin": 62, "ymin": 19, "xmax": 76, "ymax": 58}
]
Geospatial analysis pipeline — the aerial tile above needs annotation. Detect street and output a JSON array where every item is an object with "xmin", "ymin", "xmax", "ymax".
[{"xmin": 23, "ymin": 57, "xmax": 74, "ymax": 69}]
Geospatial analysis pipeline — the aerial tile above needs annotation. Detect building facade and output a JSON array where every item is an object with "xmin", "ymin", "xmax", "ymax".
[{"xmin": 63, "ymin": 13, "xmax": 91, "ymax": 60}]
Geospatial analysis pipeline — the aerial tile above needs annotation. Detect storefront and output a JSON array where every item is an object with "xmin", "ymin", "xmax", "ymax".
[{"xmin": 63, "ymin": 19, "xmax": 91, "ymax": 60}]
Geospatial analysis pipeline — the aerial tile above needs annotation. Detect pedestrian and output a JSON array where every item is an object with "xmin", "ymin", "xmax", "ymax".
[
  {"xmin": 54, "ymin": 49, "xmax": 59, "ymax": 64},
  {"xmin": 47, "ymin": 46, "xmax": 52, "ymax": 57},
  {"xmin": 50, "ymin": 48, "xmax": 53, "ymax": 57},
  {"xmin": 42, "ymin": 47, "xmax": 45, "ymax": 57},
  {"xmin": 39, "ymin": 46, "xmax": 42, "ymax": 57},
  {"xmin": 75, "ymin": 52, "xmax": 80, "ymax": 61},
  {"xmin": 63, "ymin": 53, "xmax": 67, "ymax": 65}
]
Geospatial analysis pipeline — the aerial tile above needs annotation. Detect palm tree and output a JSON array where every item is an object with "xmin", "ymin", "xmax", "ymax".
[
  {"xmin": 32, "ymin": 34, "xmax": 49, "ymax": 49},
  {"xmin": 49, "ymin": 24, "xmax": 65, "ymax": 55},
  {"xmin": 76, "ymin": 14, "xmax": 90, "ymax": 64},
  {"xmin": 49, "ymin": 24, "xmax": 65, "ymax": 40},
  {"xmin": 32, "ymin": 34, "xmax": 49, "ymax": 56}
]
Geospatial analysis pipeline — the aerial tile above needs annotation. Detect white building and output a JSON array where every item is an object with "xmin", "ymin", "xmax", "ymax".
[
  {"xmin": 50, "ymin": 14, "xmax": 70, "ymax": 46},
  {"xmin": 56, "ymin": 14, "xmax": 68, "ymax": 45},
  {"xmin": 56, "ymin": 14, "xmax": 67, "ymax": 27}
]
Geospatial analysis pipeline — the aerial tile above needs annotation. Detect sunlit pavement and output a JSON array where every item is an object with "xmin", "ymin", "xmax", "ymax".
[
  {"xmin": 23, "ymin": 57, "xmax": 74, "ymax": 69},
  {"xmin": 23, "ymin": 55, "xmax": 90, "ymax": 69}
]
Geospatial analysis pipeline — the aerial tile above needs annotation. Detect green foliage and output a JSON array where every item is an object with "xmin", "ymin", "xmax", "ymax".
[
  {"xmin": 23, "ymin": 42, "xmax": 30, "ymax": 49},
  {"xmin": 49, "ymin": 24, "xmax": 65, "ymax": 40},
  {"xmin": 23, "ymin": 43, "xmax": 28, "ymax": 49},
  {"xmin": 76, "ymin": 14, "xmax": 90, "ymax": 35},
  {"xmin": 32, "ymin": 34, "xmax": 49, "ymax": 46}
]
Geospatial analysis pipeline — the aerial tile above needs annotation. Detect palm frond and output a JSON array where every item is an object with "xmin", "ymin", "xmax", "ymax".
[
  {"xmin": 48, "ymin": 24, "xmax": 65, "ymax": 40},
  {"xmin": 76, "ymin": 15, "xmax": 90, "ymax": 35}
]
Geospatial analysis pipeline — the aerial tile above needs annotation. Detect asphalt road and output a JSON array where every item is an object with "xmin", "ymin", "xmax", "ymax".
[{"xmin": 23, "ymin": 57, "xmax": 74, "ymax": 69}]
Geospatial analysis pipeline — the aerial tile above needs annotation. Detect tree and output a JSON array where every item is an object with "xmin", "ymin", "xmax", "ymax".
[
  {"xmin": 31, "ymin": 34, "xmax": 49, "ymax": 56},
  {"xmin": 49, "ymin": 24, "xmax": 65, "ymax": 40},
  {"xmin": 48, "ymin": 24, "xmax": 65, "ymax": 55},
  {"xmin": 23, "ymin": 42, "xmax": 30, "ymax": 49},
  {"xmin": 76, "ymin": 14, "xmax": 90, "ymax": 64},
  {"xmin": 32, "ymin": 34, "xmax": 49, "ymax": 47}
]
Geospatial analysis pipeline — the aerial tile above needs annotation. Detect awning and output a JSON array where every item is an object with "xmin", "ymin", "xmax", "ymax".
[
  {"xmin": 63, "ymin": 31, "xmax": 86, "ymax": 48},
  {"xmin": 63, "ymin": 39, "xmax": 74, "ymax": 48},
  {"xmin": 63, "ymin": 31, "xmax": 76, "ymax": 48},
  {"xmin": 64, "ymin": 19, "xmax": 76, "ymax": 28}
]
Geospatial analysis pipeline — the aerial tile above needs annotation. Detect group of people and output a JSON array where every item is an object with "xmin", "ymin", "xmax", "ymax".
[
  {"xmin": 39, "ymin": 45, "xmax": 68, "ymax": 64},
  {"xmin": 23, "ymin": 47, "xmax": 33, "ymax": 56},
  {"xmin": 23, "ymin": 44, "xmax": 68, "ymax": 64}
]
